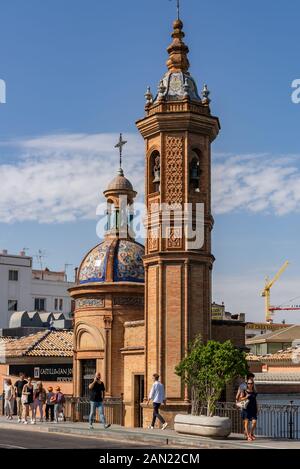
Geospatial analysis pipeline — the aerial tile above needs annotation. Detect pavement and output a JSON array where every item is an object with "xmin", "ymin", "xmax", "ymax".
[
  {"xmin": 0, "ymin": 417, "xmax": 300, "ymax": 449},
  {"xmin": 0, "ymin": 427, "xmax": 162, "ymax": 449}
]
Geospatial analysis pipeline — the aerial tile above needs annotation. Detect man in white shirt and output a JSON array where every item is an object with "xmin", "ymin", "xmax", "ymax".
[{"xmin": 147, "ymin": 373, "xmax": 168, "ymax": 430}]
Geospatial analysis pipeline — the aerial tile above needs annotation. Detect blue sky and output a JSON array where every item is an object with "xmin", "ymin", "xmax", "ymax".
[{"xmin": 1, "ymin": 0, "xmax": 300, "ymax": 322}]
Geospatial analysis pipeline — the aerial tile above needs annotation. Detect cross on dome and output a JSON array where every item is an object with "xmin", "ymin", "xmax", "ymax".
[{"xmin": 114, "ymin": 133, "xmax": 127, "ymax": 175}]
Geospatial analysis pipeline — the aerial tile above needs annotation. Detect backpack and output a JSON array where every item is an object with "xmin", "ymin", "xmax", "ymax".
[{"xmin": 56, "ymin": 392, "xmax": 65, "ymax": 404}]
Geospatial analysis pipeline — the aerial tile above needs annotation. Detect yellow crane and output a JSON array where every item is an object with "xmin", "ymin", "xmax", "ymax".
[{"xmin": 261, "ymin": 261, "xmax": 289, "ymax": 323}]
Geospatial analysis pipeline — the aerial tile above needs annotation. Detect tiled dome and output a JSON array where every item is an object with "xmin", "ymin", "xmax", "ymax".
[
  {"xmin": 78, "ymin": 239, "xmax": 144, "ymax": 284},
  {"xmin": 154, "ymin": 71, "xmax": 201, "ymax": 103}
]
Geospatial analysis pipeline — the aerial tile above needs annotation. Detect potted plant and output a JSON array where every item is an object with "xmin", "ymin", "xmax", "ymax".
[{"xmin": 174, "ymin": 337, "xmax": 248, "ymax": 438}]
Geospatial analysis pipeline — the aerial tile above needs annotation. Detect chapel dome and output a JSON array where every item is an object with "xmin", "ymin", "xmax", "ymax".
[
  {"xmin": 78, "ymin": 238, "xmax": 144, "ymax": 284},
  {"xmin": 107, "ymin": 174, "xmax": 134, "ymax": 192}
]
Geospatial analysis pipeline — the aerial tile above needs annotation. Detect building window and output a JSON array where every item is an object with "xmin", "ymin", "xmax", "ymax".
[
  {"xmin": 34, "ymin": 298, "xmax": 46, "ymax": 311},
  {"xmin": 54, "ymin": 298, "xmax": 63, "ymax": 311},
  {"xmin": 189, "ymin": 150, "xmax": 201, "ymax": 192},
  {"xmin": 149, "ymin": 151, "xmax": 160, "ymax": 194},
  {"xmin": 9, "ymin": 270, "xmax": 18, "ymax": 281},
  {"xmin": 8, "ymin": 300, "xmax": 18, "ymax": 311}
]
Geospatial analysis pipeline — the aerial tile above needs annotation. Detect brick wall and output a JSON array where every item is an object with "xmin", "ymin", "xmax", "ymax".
[{"xmin": 211, "ymin": 320, "xmax": 246, "ymax": 349}]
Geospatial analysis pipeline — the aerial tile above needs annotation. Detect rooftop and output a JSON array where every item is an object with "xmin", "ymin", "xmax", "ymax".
[
  {"xmin": 247, "ymin": 346, "xmax": 300, "ymax": 363},
  {"xmin": 246, "ymin": 324, "xmax": 300, "ymax": 345},
  {"xmin": 246, "ymin": 322, "xmax": 292, "ymax": 330},
  {"xmin": 0, "ymin": 330, "xmax": 73, "ymax": 358},
  {"xmin": 253, "ymin": 372, "xmax": 300, "ymax": 383}
]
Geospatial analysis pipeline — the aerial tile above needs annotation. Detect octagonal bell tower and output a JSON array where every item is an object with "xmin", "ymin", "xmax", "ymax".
[{"xmin": 136, "ymin": 16, "xmax": 220, "ymax": 425}]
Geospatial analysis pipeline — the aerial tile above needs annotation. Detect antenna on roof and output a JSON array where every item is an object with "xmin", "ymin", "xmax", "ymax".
[{"xmin": 34, "ymin": 249, "xmax": 46, "ymax": 272}]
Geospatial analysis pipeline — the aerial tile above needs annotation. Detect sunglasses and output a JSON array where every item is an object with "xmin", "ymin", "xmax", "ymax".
[{"xmin": 247, "ymin": 382, "xmax": 254, "ymax": 385}]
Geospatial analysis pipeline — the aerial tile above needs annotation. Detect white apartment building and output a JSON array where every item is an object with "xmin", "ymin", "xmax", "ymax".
[{"xmin": 0, "ymin": 250, "xmax": 74, "ymax": 329}]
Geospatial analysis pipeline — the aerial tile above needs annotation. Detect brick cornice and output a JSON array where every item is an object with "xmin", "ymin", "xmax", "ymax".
[{"xmin": 136, "ymin": 111, "xmax": 220, "ymax": 142}]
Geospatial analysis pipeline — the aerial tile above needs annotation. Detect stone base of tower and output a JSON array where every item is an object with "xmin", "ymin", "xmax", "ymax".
[{"xmin": 142, "ymin": 401, "xmax": 191, "ymax": 429}]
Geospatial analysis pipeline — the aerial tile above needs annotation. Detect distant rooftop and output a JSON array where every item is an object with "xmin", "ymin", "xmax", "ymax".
[
  {"xmin": 246, "ymin": 322, "xmax": 293, "ymax": 330},
  {"xmin": 247, "ymin": 346, "xmax": 300, "ymax": 363},
  {"xmin": 246, "ymin": 324, "xmax": 300, "ymax": 345},
  {"xmin": 0, "ymin": 249, "xmax": 30, "ymax": 258},
  {"xmin": 0, "ymin": 330, "xmax": 73, "ymax": 358},
  {"xmin": 253, "ymin": 372, "xmax": 300, "ymax": 383},
  {"xmin": 32, "ymin": 268, "xmax": 67, "ymax": 282}
]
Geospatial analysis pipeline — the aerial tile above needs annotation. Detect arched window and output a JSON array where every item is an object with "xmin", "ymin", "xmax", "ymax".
[
  {"xmin": 105, "ymin": 199, "xmax": 113, "ymax": 232},
  {"xmin": 189, "ymin": 150, "xmax": 201, "ymax": 192},
  {"xmin": 149, "ymin": 151, "xmax": 160, "ymax": 194}
]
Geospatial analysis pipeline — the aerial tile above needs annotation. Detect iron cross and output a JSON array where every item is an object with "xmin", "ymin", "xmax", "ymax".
[{"xmin": 114, "ymin": 133, "xmax": 127, "ymax": 169}]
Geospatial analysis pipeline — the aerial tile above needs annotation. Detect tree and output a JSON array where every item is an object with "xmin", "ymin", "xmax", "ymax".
[{"xmin": 175, "ymin": 337, "xmax": 249, "ymax": 417}]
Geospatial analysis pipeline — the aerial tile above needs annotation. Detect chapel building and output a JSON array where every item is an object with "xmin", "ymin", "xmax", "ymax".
[{"xmin": 70, "ymin": 13, "xmax": 221, "ymax": 428}]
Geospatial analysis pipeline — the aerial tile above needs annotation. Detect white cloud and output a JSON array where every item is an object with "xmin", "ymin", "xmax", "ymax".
[
  {"xmin": 0, "ymin": 133, "xmax": 144, "ymax": 223},
  {"xmin": 1, "ymin": 133, "xmax": 300, "ymax": 223},
  {"xmin": 213, "ymin": 153, "xmax": 300, "ymax": 215}
]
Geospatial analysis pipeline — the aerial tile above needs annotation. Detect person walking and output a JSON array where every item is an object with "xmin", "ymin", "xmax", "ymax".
[
  {"xmin": 21, "ymin": 377, "xmax": 34, "ymax": 424},
  {"xmin": 238, "ymin": 378, "xmax": 258, "ymax": 441},
  {"xmin": 4, "ymin": 378, "xmax": 15, "ymax": 420},
  {"xmin": 88, "ymin": 372, "xmax": 111, "ymax": 430},
  {"xmin": 33, "ymin": 381, "xmax": 46, "ymax": 423},
  {"xmin": 14, "ymin": 372, "xmax": 28, "ymax": 423},
  {"xmin": 147, "ymin": 373, "xmax": 168, "ymax": 430},
  {"xmin": 45, "ymin": 386, "xmax": 55, "ymax": 422},
  {"xmin": 52, "ymin": 386, "xmax": 66, "ymax": 423}
]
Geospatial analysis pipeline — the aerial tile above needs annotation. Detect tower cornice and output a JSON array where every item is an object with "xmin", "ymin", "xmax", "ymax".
[{"xmin": 136, "ymin": 111, "xmax": 220, "ymax": 142}]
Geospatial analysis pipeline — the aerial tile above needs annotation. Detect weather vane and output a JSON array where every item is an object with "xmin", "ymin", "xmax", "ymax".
[
  {"xmin": 114, "ymin": 133, "xmax": 127, "ymax": 170},
  {"xmin": 169, "ymin": 0, "xmax": 180, "ymax": 20}
]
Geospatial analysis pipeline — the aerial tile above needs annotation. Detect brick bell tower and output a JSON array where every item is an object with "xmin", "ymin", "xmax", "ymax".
[{"xmin": 136, "ymin": 15, "xmax": 220, "ymax": 424}]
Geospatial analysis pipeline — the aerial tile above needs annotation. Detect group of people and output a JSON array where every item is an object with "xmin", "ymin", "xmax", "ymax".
[
  {"xmin": 4, "ymin": 372, "xmax": 66, "ymax": 424},
  {"xmin": 5, "ymin": 370, "xmax": 257, "ymax": 438}
]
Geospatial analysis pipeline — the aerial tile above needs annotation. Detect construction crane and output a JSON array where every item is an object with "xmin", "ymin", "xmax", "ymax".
[
  {"xmin": 261, "ymin": 261, "xmax": 289, "ymax": 323},
  {"xmin": 269, "ymin": 295, "xmax": 300, "ymax": 314}
]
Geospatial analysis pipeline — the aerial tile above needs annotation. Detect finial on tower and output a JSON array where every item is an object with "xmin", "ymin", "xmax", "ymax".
[
  {"xmin": 166, "ymin": 4, "xmax": 189, "ymax": 73},
  {"xmin": 202, "ymin": 84, "xmax": 211, "ymax": 106},
  {"xmin": 176, "ymin": 0, "xmax": 180, "ymax": 20},
  {"xmin": 114, "ymin": 133, "xmax": 127, "ymax": 176}
]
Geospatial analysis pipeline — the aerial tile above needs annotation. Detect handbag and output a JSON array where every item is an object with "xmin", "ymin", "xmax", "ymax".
[
  {"xmin": 21, "ymin": 394, "xmax": 28, "ymax": 404},
  {"xmin": 236, "ymin": 399, "xmax": 249, "ymax": 409}
]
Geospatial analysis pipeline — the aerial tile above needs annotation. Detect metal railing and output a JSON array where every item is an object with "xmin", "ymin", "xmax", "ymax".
[
  {"xmin": 208, "ymin": 402, "xmax": 300, "ymax": 440},
  {"xmin": 65, "ymin": 396, "xmax": 124, "ymax": 426}
]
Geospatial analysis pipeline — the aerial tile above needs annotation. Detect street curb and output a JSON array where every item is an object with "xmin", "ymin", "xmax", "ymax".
[
  {"xmin": 0, "ymin": 421, "xmax": 250, "ymax": 449},
  {"xmin": 47, "ymin": 426, "xmax": 250, "ymax": 449},
  {"xmin": 0, "ymin": 421, "xmax": 282, "ymax": 449}
]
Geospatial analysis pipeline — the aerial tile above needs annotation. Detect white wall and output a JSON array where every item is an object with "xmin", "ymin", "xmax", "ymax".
[
  {"xmin": 31, "ymin": 278, "xmax": 73, "ymax": 315},
  {"xmin": 0, "ymin": 254, "xmax": 32, "ymax": 329},
  {"xmin": 0, "ymin": 253, "xmax": 74, "ymax": 329}
]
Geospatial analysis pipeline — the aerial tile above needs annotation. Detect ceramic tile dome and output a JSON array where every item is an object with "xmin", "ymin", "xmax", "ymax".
[{"xmin": 78, "ymin": 239, "xmax": 144, "ymax": 284}]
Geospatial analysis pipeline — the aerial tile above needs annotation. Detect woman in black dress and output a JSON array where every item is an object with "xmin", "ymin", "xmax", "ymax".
[
  {"xmin": 240, "ymin": 379, "xmax": 258, "ymax": 441},
  {"xmin": 22, "ymin": 376, "xmax": 34, "ymax": 424}
]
